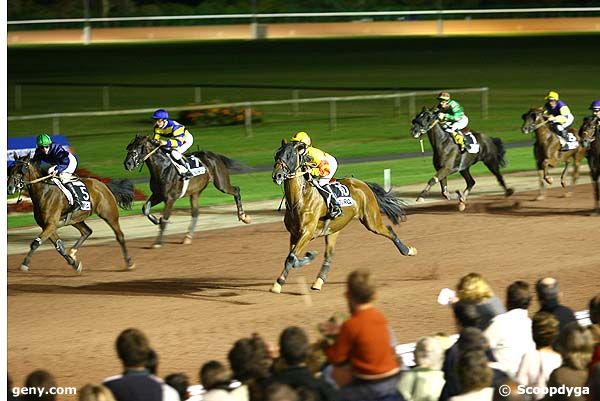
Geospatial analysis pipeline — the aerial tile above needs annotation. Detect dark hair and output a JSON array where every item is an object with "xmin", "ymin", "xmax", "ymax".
[
  {"xmin": 506, "ymin": 281, "xmax": 531, "ymax": 310},
  {"xmin": 458, "ymin": 350, "xmax": 492, "ymax": 393},
  {"xmin": 227, "ymin": 333, "xmax": 272, "ymax": 382},
  {"xmin": 165, "ymin": 373, "xmax": 189, "ymax": 401},
  {"xmin": 347, "ymin": 269, "xmax": 377, "ymax": 303},
  {"xmin": 556, "ymin": 322, "xmax": 594, "ymax": 370},
  {"xmin": 457, "ymin": 327, "xmax": 489, "ymax": 354},
  {"xmin": 145, "ymin": 349, "xmax": 158, "ymax": 375},
  {"xmin": 24, "ymin": 370, "xmax": 57, "ymax": 401},
  {"xmin": 453, "ymin": 299, "xmax": 481, "ymax": 328},
  {"xmin": 200, "ymin": 360, "xmax": 231, "ymax": 390},
  {"xmin": 264, "ymin": 383, "xmax": 299, "ymax": 401},
  {"xmin": 589, "ymin": 294, "xmax": 600, "ymax": 325},
  {"xmin": 279, "ymin": 326, "xmax": 309, "ymax": 366},
  {"xmin": 116, "ymin": 328, "xmax": 151, "ymax": 367},
  {"xmin": 536, "ymin": 278, "xmax": 559, "ymax": 303},
  {"xmin": 532, "ymin": 312, "xmax": 560, "ymax": 349}
]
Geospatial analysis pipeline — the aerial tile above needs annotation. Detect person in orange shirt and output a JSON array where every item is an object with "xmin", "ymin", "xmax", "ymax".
[{"xmin": 319, "ymin": 269, "xmax": 403, "ymax": 401}]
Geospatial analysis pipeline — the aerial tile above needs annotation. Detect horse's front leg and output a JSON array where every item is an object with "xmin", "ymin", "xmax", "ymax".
[
  {"xmin": 440, "ymin": 178, "xmax": 451, "ymax": 200},
  {"xmin": 153, "ymin": 197, "xmax": 175, "ymax": 249},
  {"xmin": 20, "ymin": 224, "xmax": 59, "ymax": 272},
  {"xmin": 417, "ymin": 167, "xmax": 453, "ymax": 203},
  {"xmin": 142, "ymin": 193, "xmax": 162, "ymax": 225},
  {"xmin": 49, "ymin": 232, "xmax": 82, "ymax": 273},
  {"xmin": 542, "ymin": 159, "xmax": 554, "ymax": 185},
  {"xmin": 311, "ymin": 232, "xmax": 340, "ymax": 291},
  {"xmin": 271, "ymin": 225, "xmax": 318, "ymax": 294}
]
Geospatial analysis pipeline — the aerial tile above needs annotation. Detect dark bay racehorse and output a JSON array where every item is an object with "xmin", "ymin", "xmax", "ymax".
[
  {"xmin": 579, "ymin": 115, "xmax": 600, "ymax": 214},
  {"xmin": 521, "ymin": 108, "xmax": 586, "ymax": 200},
  {"xmin": 271, "ymin": 140, "xmax": 416, "ymax": 293},
  {"xmin": 7, "ymin": 155, "xmax": 135, "ymax": 273},
  {"xmin": 411, "ymin": 107, "xmax": 514, "ymax": 211},
  {"xmin": 123, "ymin": 135, "xmax": 251, "ymax": 248}
]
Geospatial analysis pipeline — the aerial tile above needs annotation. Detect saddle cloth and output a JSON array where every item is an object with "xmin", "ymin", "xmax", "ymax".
[
  {"xmin": 55, "ymin": 178, "xmax": 92, "ymax": 211},
  {"xmin": 555, "ymin": 131, "xmax": 579, "ymax": 151},
  {"xmin": 461, "ymin": 131, "xmax": 481, "ymax": 154},
  {"xmin": 186, "ymin": 155, "xmax": 206, "ymax": 177},
  {"xmin": 330, "ymin": 181, "xmax": 354, "ymax": 207}
]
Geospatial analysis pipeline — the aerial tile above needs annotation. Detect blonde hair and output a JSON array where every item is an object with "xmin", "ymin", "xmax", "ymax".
[
  {"xmin": 78, "ymin": 385, "xmax": 116, "ymax": 401},
  {"xmin": 456, "ymin": 273, "xmax": 494, "ymax": 303}
]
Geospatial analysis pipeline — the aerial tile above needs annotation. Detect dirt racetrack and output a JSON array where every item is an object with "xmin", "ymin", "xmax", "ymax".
[{"xmin": 7, "ymin": 183, "xmax": 600, "ymax": 394}]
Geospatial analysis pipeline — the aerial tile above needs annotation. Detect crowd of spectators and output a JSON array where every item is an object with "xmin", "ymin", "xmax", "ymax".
[{"xmin": 7, "ymin": 270, "xmax": 600, "ymax": 401}]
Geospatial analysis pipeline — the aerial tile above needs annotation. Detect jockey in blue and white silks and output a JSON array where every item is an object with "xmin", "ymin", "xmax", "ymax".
[
  {"xmin": 31, "ymin": 133, "xmax": 82, "ymax": 211},
  {"xmin": 152, "ymin": 108, "xmax": 194, "ymax": 178}
]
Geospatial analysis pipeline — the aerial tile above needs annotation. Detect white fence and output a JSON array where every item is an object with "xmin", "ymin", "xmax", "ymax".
[
  {"xmin": 7, "ymin": 7, "xmax": 600, "ymax": 44},
  {"xmin": 7, "ymin": 87, "xmax": 488, "ymax": 137}
]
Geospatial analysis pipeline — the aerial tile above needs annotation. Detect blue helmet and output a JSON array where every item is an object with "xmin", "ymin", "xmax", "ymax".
[
  {"xmin": 590, "ymin": 100, "xmax": 600, "ymax": 111},
  {"xmin": 152, "ymin": 109, "xmax": 169, "ymax": 120}
]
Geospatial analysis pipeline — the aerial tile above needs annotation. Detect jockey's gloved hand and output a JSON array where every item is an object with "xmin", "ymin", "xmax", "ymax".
[
  {"xmin": 437, "ymin": 112, "xmax": 445, "ymax": 120},
  {"xmin": 547, "ymin": 115, "xmax": 557, "ymax": 122},
  {"xmin": 159, "ymin": 140, "xmax": 169, "ymax": 146},
  {"xmin": 48, "ymin": 166, "xmax": 58, "ymax": 176}
]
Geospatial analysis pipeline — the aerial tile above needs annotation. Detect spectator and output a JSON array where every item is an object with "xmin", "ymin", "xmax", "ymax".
[
  {"xmin": 587, "ymin": 364, "xmax": 600, "ymax": 401},
  {"xmin": 8, "ymin": 374, "xmax": 19, "ymax": 401},
  {"xmin": 515, "ymin": 312, "xmax": 562, "ymax": 400},
  {"xmin": 146, "ymin": 349, "xmax": 159, "ymax": 375},
  {"xmin": 201, "ymin": 360, "xmax": 248, "ymax": 401},
  {"xmin": 272, "ymin": 326, "xmax": 337, "ymax": 401},
  {"xmin": 23, "ymin": 370, "xmax": 56, "ymax": 401},
  {"xmin": 264, "ymin": 383, "xmax": 300, "ymax": 401},
  {"xmin": 320, "ymin": 269, "xmax": 404, "ymax": 401},
  {"xmin": 79, "ymin": 384, "xmax": 117, "ymax": 401},
  {"xmin": 492, "ymin": 378, "xmax": 527, "ymax": 401},
  {"xmin": 397, "ymin": 336, "xmax": 445, "ymax": 401},
  {"xmin": 103, "ymin": 328, "xmax": 179, "ymax": 401},
  {"xmin": 546, "ymin": 322, "xmax": 594, "ymax": 401},
  {"xmin": 228, "ymin": 334, "xmax": 273, "ymax": 401},
  {"xmin": 449, "ymin": 350, "xmax": 494, "ymax": 401},
  {"xmin": 165, "ymin": 373, "xmax": 190, "ymax": 401},
  {"xmin": 456, "ymin": 273, "xmax": 506, "ymax": 330},
  {"xmin": 535, "ymin": 278, "xmax": 576, "ymax": 332},
  {"xmin": 588, "ymin": 294, "xmax": 600, "ymax": 374},
  {"xmin": 485, "ymin": 281, "xmax": 536, "ymax": 377}
]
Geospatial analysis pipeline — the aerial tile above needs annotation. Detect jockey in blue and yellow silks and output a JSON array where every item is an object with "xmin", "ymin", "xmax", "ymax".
[
  {"xmin": 543, "ymin": 91, "xmax": 575, "ymax": 150},
  {"xmin": 152, "ymin": 109, "xmax": 194, "ymax": 178},
  {"xmin": 291, "ymin": 131, "xmax": 343, "ymax": 219}
]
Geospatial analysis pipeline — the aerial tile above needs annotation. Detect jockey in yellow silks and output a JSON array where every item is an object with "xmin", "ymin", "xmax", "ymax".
[
  {"xmin": 291, "ymin": 131, "xmax": 343, "ymax": 219},
  {"xmin": 543, "ymin": 91, "xmax": 576, "ymax": 151},
  {"xmin": 152, "ymin": 108, "xmax": 194, "ymax": 178}
]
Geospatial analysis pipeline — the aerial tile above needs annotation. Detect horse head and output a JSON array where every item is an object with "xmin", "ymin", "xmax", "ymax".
[
  {"xmin": 521, "ymin": 108, "xmax": 545, "ymax": 134},
  {"xmin": 410, "ymin": 107, "xmax": 438, "ymax": 139},
  {"xmin": 272, "ymin": 139, "xmax": 307, "ymax": 185},
  {"xmin": 124, "ymin": 135, "xmax": 159, "ymax": 171},
  {"xmin": 580, "ymin": 115, "xmax": 599, "ymax": 147},
  {"xmin": 7, "ymin": 154, "xmax": 33, "ymax": 195}
]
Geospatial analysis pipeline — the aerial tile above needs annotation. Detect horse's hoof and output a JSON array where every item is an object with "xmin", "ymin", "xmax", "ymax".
[
  {"xmin": 563, "ymin": 192, "xmax": 572, "ymax": 198},
  {"xmin": 182, "ymin": 236, "xmax": 193, "ymax": 245},
  {"xmin": 442, "ymin": 192, "xmax": 451, "ymax": 201},
  {"xmin": 311, "ymin": 278, "xmax": 324, "ymax": 291},
  {"xmin": 535, "ymin": 195, "xmax": 545, "ymax": 201},
  {"xmin": 126, "ymin": 263, "xmax": 136, "ymax": 271},
  {"xmin": 69, "ymin": 248, "xmax": 78, "ymax": 259},
  {"xmin": 20, "ymin": 264, "xmax": 29, "ymax": 272},
  {"xmin": 458, "ymin": 202, "xmax": 466, "ymax": 212},
  {"xmin": 270, "ymin": 282, "xmax": 282, "ymax": 294},
  {"xmin": 152, "ymin": 243, "xmax": 163, "ymax": 249},
  {"xmin": 305, "ymin": 251, "xmax": 318, "ymax": 261},
  {"xmin": 240, "ymin": 214, "xmax": 252, "ymax": 224},
  {"xmin": 505, "ymin": 188, "xmax": 515, "ymax": 197},
  {"xmin": 407, "ymin": 246, "xmax": 418, "ymax": 256},
  {"xmin": 73, "ymin": 261, "xmax": 83, "ymax": 274},
  {"xmin": 544, "ymin": 176, "xmax": 553, "ymax": 185},
  {"xmin": 416, "ymin": 197, "xmax": 425, "ymax": 203}
]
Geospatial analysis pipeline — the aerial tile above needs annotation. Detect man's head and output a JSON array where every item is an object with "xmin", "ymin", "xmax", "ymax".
[
  {"xmin": 152, "ymin": 108, "xmax": 169, "ymax": 129},
  {"xmin": 535, "ymin": 277, "xmax": 560, "ymax": 305},
  {"xmin": 279, "ymin": 326, "xmax": 309, "ymax": 367},
  {"xmin": 545, "ymin": 91, "xmax": 560, "ymax": 108},
  {"xmin": 200, "ymin": 360, "xmax": 231, "ymax": 391},
  {"xmin": 346, "ymin": 269, "xmax": 377, "ymax": 307},
  {"xmin": 506, "ymin": 281, "xmax": 531, "ymax": 311},
  {"xmin": 453, "ymin": 299, "xmax": 481, "ymax": 329},
  {"xmin": 115, "ymin": 328, "xmax": 151, "ymax": 368},
  {"xmin": 36, "ymin": 134, "xmax": 52, "ymax": 154},
  {"xmin": 457, "ymin": 350, "xmax": 492, "ymax": 394},
  {"xmin": 531, "ymin": 312, "xmax": 559, "ymax": 349},
  {"xmin": 437, "ymin": 92, "xmax": 451, "ymax": 109},
  {"xmin": 589, "ymin": 294, "xmax": 600, "ymax": 325},
  {"xmin": 589, "ymin": 100, "xmax": 600, "ymax": 118}
]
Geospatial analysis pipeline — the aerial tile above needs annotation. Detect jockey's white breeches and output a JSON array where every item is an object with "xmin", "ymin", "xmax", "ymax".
[
  {"xmin": 555, "ymin": 114, "xmax": 574, "ymax": 130},
  {"xmin": 54, "ymin": 153, "xmax": 78, "ymax": 182},
  {"xmin": 171, "ymin": 135, "xmax": 194, "ymax": 160},
  {"xmin": 317, "ymin": 155, "xmax": 338, "ymax": 186},
  {"xmin": 444, "ymin": 115, "xmax": 469, "ymax": 133}
]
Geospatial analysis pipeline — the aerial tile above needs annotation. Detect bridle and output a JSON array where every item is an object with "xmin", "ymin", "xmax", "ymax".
[
  {"xmin": 274, "ymin": 145, "xmax": 307, "ymax": 181},
  {"xmin": 413, "ymin": 110, "xmax": 440, "ymax": 138}
]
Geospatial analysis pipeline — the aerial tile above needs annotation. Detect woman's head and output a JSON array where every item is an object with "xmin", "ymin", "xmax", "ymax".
[
  {"xmin": 456, "ymin": 273, "xmax": 494, "ymax": 303},
  {"xmin": 556, "ymin": 322, "xmax": 594, "ymax": 370},
  {"xmin": 531, "ymin": 312, "xmax": 559, "ymax": 349}
]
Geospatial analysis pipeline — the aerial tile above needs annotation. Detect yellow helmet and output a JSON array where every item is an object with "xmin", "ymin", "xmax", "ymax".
[
  {"xmin": 545, "ymin": 91, "xmax": 559, "ymax": 101},
  {"xmin": 291, "ymin": 131, "xmax": 312, "ymax": 146}
]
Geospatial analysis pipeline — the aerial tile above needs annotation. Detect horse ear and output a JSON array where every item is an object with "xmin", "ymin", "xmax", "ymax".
[
  {"xmin": 422, "ymin": 106, "xmax": 427, "ymax": 112},
  {"xmin": 12, "ymin": 151, "xmax": 18, "ymax": 161},
  {"xmin": 281, "ymin": 138, "xmax": 288, "ymax": 146}
]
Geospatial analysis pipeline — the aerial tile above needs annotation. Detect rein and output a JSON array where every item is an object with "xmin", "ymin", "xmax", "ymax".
[
  {"xmin": 142, "ymin": 144, "xmax": 162, "ymax": 161},
  {"xmin": 25, "ymin": 173, "xmax": 54, "ymax": 185}
]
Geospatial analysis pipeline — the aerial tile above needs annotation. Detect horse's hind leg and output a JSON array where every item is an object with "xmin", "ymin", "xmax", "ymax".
[
  {"xmin": 440, "ymin": 178, "xmax": 451, "ymax": 200},
  {"xmin": 484, "ymin": 161, "xmax": 514, "ymax": 197},
  {"xmin": 183, "ymin": 193, "xmax": 200, "ymax": 245},
  {"xmin": 68, "ymin": 222, "xmax": 93, "ymax": 261},
  {"xmin": 360, "ymin": 212, "xmax": 416, "ymax": 256},
  {"xmin": 560, "ymin": 160, "xmax": 570, "ymax": 196},
  {"xmin": 311, "ymin": 232, "xmax": 340, "ymax": 291},
  {"xmin": 48, "ymin": 232, "xmax": 83, "ymax": 273},
  {"xmin": 456, "ymin": 169, "xmax": 476, "ymax": 212},
  {"xmin": 212, "ymin": 170, "xmax": 251, "ymax": 224}
]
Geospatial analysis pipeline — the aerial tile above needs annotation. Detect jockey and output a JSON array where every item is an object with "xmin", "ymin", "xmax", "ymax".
[
  {"xmin": 436, "ymin": 92, "xmax": 469, "ymax": 152},
  {"xmin": 543, "ymin": 91, "xmax": 575, "ymax": 150},
  {"xmin": 590, "ymin": 100, "xmax": 600, "ymax": 119},
  {"xmin": 291, "ymin": 131, "xmax": 343, "ymax": 219},
  {"xmin": 152, "ymin": 108, "xmax": 194, "ymax": 178},
  {"xmin": 31, "ymin": 134, "xmax": 82, "ymax": 212}
]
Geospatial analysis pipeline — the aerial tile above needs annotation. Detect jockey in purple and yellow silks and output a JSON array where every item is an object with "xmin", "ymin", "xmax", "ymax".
[
  {"xmin": 543, "ymin": 91, "xmax": 575, "ymax": 150},
  {"xmin": 291, "ymin": 131, "xmax": 343, "ymax": 219},
  {"xmin": 152, "ymin": 108, "xmax": 194, "ymax": 178}
]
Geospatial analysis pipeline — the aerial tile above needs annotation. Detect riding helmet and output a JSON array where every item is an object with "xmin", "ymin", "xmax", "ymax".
[
  {"xmin": 36, "ymin": 133, "xmax": 52, "ymax": 147},
  {"xmin": 291, "ymin": 131, "xmax": 312, "ymax": 146},
  {"xmin": 152, "ymin": 109, "xmax": 169, "ymax": 120},
  {"xmin": 590, "ymin": 100, "xmax": 600, "ymax": 110},
  {"xmin": 437, "ymin": 92, "xmax": 451, "ymax": 101},
  {"xmin": 545, "ymin": 91, "xmax": 560, "ymax": 101}
]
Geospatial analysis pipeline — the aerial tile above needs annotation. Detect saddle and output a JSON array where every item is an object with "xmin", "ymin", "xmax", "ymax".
[
  {"xmin": 167, "ymin": 152, "xmax": 207, "ymax": 178},
  {"xmin": 52, "ymin": 177, "xmax": 92, "ymax": 211}
]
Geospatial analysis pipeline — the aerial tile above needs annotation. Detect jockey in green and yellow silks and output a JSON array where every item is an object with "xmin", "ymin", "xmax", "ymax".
[
  {"xmin": 436, "ymin": 92, "xmax": 469, "ymax": 152},
  {"xmin": 291, "ymin": 131, "xmax": 343, "ymax": 219},
  {"xmin": 152, "ymin": 108, "xmax": 194, "ymax": 178}
]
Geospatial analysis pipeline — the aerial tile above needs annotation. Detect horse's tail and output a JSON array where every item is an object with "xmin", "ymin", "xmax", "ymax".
[
  {"xmin": 366, "ymin": 182, "xmax": 407, "ymax": 225},
  {"xmin": 484, "ymin": 137, "xmax": 507, "ymax": 168},
  {"xmin": 106, "ymin": 179, "xmax": 135, "ymax": 210},
  {"xmin": 195, "ymin": 150, "xmax": 252, "ymax": 173}
]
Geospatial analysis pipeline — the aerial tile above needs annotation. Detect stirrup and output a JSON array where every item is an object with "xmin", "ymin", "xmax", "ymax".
[{"xmin": 328, "ymin": 206, "xmax": 343, "ymax": 219}]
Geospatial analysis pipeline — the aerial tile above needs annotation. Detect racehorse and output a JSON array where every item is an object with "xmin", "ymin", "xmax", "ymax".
[
  {"xmin": 7, "ymin": 155, "xmax": 135, "ymax": 273},
  {"xmin": 271, "ymin": 139, "xmax": 417, "ymax": 293},
  {"xmin": 123, "ymin": 135, "xmax": 251, "ymax": 248},
  {"xmin": 579, "ymin": 115, "xmax": 600, "ymax": 214},
  {"xmin": 521, "ymin": 108, "xmax": 586, "ymax": 200},
  {"xmin": 410, "ymin": 107, "xmax": 514, "ymax": 211}
]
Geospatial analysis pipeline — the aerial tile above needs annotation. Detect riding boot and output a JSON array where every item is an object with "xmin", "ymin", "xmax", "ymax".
[
  {"xmin": 175, "ymin": 158, "xmax": 193, "ymax": 178},
  {"xmin": 64, "ymin": 182, "xmax": 82, "ymax": 212},
  {"xmin": 554, "ymin": 126, "xmax": 571, "ymax": 151},
  {"xmin": 314, "ymin": 182, "xmax": 343, "ymax": 219},
  {"xmin": 452, "ymin": 131, "xmax": 467, "ymax": 152}
]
